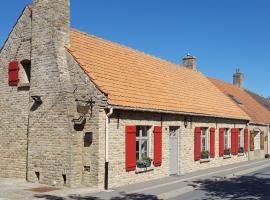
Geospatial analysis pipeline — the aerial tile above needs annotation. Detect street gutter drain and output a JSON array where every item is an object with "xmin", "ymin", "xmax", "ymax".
[{"xmin": 26, "ymin": 187, "xmax": 59, "ymax": 193}]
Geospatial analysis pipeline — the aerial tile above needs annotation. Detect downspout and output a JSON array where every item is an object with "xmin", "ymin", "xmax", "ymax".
[
  {"xmin": 105, "ymin": 106, "xmax": 113, "ymax": 190},
  {"xmin": 247, "ymin": 122, "xmax": 250, "ymax": 161},
  {"xmin": 268, "ymin": 125, "xmax": 270, "ymax": 154}
]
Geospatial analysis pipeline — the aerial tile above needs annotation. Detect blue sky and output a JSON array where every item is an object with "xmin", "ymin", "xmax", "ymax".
[{"xmin": 1, "ymin": 0, "xmax": 269, "ymax": 97}]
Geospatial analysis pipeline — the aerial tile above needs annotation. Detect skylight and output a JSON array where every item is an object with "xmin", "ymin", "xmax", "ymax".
[
  {"xmin": 228, "ymin": 94, "xmax": 243, "ymax": 105},
  {"xmin": 265, "ymin": 104, "xmax": 270, "ymax": 111}
]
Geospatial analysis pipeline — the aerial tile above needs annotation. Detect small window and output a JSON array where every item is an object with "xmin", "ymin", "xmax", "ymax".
[
  {"xmin": 19, "ymin": 59, "xmax": 31, "ymax": 87},
  {"xmin": 136, "ymin": 126, "xmax": 150, "ymax": 161},
  {"xmin": 84, "ymin": 132, "xmax": 93, "ymax": 147}
]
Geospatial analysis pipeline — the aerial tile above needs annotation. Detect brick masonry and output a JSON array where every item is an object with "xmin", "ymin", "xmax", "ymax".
[
  {"xmin": 0, "ymin": 6, "xmax": 32, "ymax": 179},
  {"xmin": 106, "ymin": 110, "xmax": 248, "ymax": 188}
]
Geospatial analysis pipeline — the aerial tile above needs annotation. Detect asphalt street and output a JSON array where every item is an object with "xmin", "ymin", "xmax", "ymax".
[
  {"xmin": 85, "ymin": 159, "xmax": 270, "ymax": 200},
  {"xmin": 1, "ymin": 159, "xmax": 270, "ymax": 200}
]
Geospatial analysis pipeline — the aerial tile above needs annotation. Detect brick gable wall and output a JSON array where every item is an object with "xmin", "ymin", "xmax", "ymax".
[{"xmin": 0, "ymin": 6, "xmax": 32, "ymax": 179}]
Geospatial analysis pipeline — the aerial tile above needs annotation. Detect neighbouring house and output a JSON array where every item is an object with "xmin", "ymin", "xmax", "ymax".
[
  {"xmin": 246, "ymin": 90, "xmax": 270, "ymax": 153},
  {"xmin": 209, "ymin": 70, "xmax": 270, "ymax": 161},
  {"xmin": 0, "ymin": 0, "xmax": 263, "ymax": 190}
]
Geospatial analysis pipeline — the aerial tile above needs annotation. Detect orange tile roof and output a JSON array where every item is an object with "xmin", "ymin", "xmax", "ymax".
[
  {"xmin": 69, "ymin": 29, "xmax": 249, "ymax": 120},
  {"xmin": 246, "ymin": 90, "xmax": 270, "ymax": 112},
  {"xmin": 209, "ymin": 78, "xmax": 270, "ymax": 124}
]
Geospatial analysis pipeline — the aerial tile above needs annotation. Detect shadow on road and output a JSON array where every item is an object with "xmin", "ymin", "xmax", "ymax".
[
  {"xmin": 34, "ymin": 192, "xmax": 161, "ymax": 200},
  {"xmin": 189, "ymin": 172, "xmax": 270, "ymax": 200}
]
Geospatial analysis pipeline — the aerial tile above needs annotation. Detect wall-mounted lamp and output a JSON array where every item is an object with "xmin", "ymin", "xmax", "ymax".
[{"xmin": 31, "ymin": 95, "xmax": 42, "ymax": 104}]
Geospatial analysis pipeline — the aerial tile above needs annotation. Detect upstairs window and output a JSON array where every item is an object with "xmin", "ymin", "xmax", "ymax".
[{"xmin": 19, "ymin": 59, "xmax": 31, "ymax": 87}]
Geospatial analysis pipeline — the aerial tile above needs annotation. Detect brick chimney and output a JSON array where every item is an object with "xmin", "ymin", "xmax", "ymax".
[
  {"xmin": 182, "ymin": 54, "xmax": 197, "ymax": 71},
  {"xmin": 233, "ymin": 69, "xmax": 244, "ymax": 88},
  {"xmin": 28, "ymin": 0, "xmax": 79, "ymax": 187}
]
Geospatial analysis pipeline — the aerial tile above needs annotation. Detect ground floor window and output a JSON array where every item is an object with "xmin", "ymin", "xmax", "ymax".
[
  {"xmin": 136, "ymin": 126, "xmax": 150, "ymax": 161},
  {"xmin": 201, "ymin": 128, "xmax": 209, "ymax": 159},
  {"xmin": 254, "ymin": 131, "xmax": 260, "ymax": 150},
  {"xmin": 224, "ymin": 128, "xmax": 231, "ymax": 155},
  {"xmin": 238, "ymin": 129, "xmax": 244, "ymax": 153}
]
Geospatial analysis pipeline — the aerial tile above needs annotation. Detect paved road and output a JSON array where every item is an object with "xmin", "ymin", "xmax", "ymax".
[
  {"xmin": 171, "ymin": 164, "xmax": 270, "ymax": 200},
  {"xmin": 1, "ymin": 159, "xmax": 270, "ymax": 200},
  {"xmin": 91, "ymin": 159, "xmax": 270, "ymax": 200}
]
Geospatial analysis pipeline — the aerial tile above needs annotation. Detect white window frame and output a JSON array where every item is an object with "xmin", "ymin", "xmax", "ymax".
[
  {"xmin": 254, "ymin": 130, "xmax": 260, "ymax": 150},
  {"xmin": 238, "ymin": 129, "xmax": 244, "ymax": 148},
  {"xmin": 201, "ymin": 128, "xmax": 209, "ymax": 152},
  {"xmin": 224, "ymin": 128, "xmax": 231, "ymax": 150},
  {"xmin": 136, "ymin": 126, "xmax": 151, "ymax": 161}
]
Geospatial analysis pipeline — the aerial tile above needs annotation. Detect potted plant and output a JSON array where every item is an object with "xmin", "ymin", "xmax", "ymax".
[
  {"xmin": 224, "ymin": 148, "xmax": 231, "ymax": 156},
  {"xmin": 238, "ymin": 147, "xmax": 244, "ymax": 154},
  {"xmin": 201, "ymin": 151, "xmax": 209, "ymax": 159},
  {"xmin": 136, "ymin": 154, "xmax": 152, "ymax": 168}
]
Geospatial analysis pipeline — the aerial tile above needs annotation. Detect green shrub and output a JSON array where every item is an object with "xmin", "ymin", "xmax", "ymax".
[
  {"xmin": 201, "ymin": 151, "xmax": 209, "ymax": 159},
  {"xmin": 238, "ymin": 147, "xmax": 244, "ymax": 153},
  {"xmin": 224, "ymin": 148, "xmax": 231, "ymax": 156}
]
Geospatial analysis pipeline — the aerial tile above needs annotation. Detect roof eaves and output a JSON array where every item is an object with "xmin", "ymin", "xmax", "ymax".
[{"xmin": 112, "ymin": 105, "xmax": 250, "ymax": 122}]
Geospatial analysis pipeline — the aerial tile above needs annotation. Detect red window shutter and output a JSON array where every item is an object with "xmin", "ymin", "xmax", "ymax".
[
  {"xmin": 153, "ymin": 126, "xmax": 162, "ymax": 167},
  {"xmin": 125, "ymin": 126, "xmax": 136, "ymax": 172},
  {"xmin": 231, "ymin": 128, "xmax": 238, "ymax": 155},
  {"xmin": 244, "ymin": 128, "xmax": 248, "ymax": 152},
  {"xmin": 194, "ymin": 127, "xmax": 201, "ymax": 161},
  {"xmin": 210, "ymin": 128, "xmax": 215, "ymax": 158},
  {"xmin": 235, "ymin": 129, "xmax": 239, "ymax": 154},
  {"xmin": 219, "ymin": 128, "xmax": 224, "ymax": 157},
  {"xmin": 231, "ymin": 128, "xmax": 235, "ymax": 155},
  {"xmin": 8, "ymin": 61, "xmax": 19, "ymax": 86}
]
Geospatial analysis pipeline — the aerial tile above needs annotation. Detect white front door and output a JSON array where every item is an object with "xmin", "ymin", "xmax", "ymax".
[
  {"xmin": 169, "ymin": 127, "xmax": 179, "ymax": 175},
  {"xmin": 254, "ymin": 131, "xmax": 260, "ymax": 150}
]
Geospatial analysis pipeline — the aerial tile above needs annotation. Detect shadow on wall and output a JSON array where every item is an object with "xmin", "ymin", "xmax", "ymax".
[
  {"xmin": 34, "ymin": 192, "xmax": 161, "ymax": 200},
  {"xmin": 188, "ymin": 172, "xmax": 270, "ymax": 200}
]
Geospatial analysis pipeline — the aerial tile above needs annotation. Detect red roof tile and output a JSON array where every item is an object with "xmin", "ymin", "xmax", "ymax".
[
  {"xmin": 69, "ymin": 29, "xmax": 249, "ymax": 120},
  {"xmin": 209, "ymin": 78, "xmax": 270, "ymax": 124}
]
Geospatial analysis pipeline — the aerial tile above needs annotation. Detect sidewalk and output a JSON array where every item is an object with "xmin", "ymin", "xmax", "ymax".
[{"xmin": 0, "ymin": 159, "xmax": 269, "ymax": 200}]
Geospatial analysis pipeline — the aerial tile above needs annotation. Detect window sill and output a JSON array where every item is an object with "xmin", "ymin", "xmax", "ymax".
[
  {"xmin": 135, "ymin": 166, "xmax": 154, "ymax": 174},
  {"xmin": 200, "ymin": 158, "xmax": 210, "ymax": 163},
  {"xmin": 223, "ymin": 155, "xmax": 231, "ymax": 159}
]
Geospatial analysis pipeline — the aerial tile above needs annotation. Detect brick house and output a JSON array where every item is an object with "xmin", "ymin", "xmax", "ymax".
[
  {"xmin": 210, "ymin": 70, "xmax": 270, "ymax": 160},
  {"xmin": 0, "ymin": 0, "xmax": 266, "ymax": 189}
]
